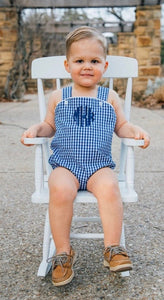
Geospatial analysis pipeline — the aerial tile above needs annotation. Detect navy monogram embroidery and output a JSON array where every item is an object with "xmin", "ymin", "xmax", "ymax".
[{"xmin": 73, "ymin": 105, "xmax": 94, "ymax": 127}]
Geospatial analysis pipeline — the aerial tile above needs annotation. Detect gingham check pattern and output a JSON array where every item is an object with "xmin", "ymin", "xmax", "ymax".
[{"xmin": 49, "ymin": 86, "xmax": 116, "ymax": 190}]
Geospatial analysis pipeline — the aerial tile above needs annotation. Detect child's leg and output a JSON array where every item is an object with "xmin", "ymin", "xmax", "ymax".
[
  {"xmin": 48, "ymin": 167, "xmax": 79, "ymax": 255},
  {"xmin": 87, "ymin": 167, "xmax": 123, "ymax": 247}
]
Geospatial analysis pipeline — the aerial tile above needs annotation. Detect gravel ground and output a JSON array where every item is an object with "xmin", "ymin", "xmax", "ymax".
[{"xmin": 0, "ymin": 95, "xmax": 164, "ymax": 300}]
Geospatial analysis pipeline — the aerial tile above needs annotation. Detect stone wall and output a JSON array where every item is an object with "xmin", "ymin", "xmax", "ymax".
[
  {"xmin": 109, "ymin": 5, "xmax": 162, "ymax": 96},
  {"xmin": 0, "ymin": 8, "xmax": 18, "ymax": 98}
]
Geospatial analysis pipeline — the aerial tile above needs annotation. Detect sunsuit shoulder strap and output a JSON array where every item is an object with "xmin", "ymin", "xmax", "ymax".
[
  {"xmin": 62, "ymin": 86, "xmax": 72, "ymax": 100},
  {"xmin": 97, "ymin": 86, "xmax": 109, "ymax": 102}
]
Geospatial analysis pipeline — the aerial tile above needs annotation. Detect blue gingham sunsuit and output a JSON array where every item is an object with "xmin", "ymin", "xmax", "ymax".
[{"xmin": 49, "ymin": 86, "xmax": 117, "ymax": 190}]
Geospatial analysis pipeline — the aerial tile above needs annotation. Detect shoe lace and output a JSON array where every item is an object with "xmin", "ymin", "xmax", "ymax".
[
  {"xmin": 47, "ymin": 253, "xmax": 73, "ymax": 270},
  {"xmin": 105, "ymin": 245, "xmax": 127, "ymax": 261}
]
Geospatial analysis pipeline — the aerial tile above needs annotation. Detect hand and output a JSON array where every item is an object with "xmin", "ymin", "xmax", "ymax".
[
  {"xmin": 20, "ymin": 127, "xmax": 38, "ymax": 146},
  {"xmin": 133, "ymin": 125, "xmax": 150, "ymax": 149}
]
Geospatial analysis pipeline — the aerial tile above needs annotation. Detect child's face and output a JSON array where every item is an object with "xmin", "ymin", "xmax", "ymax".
[{"xmin": 64, "ymin": 38, "xmax": 108, "ymax": 89}]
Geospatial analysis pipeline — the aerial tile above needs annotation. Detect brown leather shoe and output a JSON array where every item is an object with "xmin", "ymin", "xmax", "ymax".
[
  {"xmin": 50, "ymin": 247, "xmax": 76, "ymax": 286},
  {"xmin": 104, "ymin": 245, "xmax": 132, "ymax": 272}
]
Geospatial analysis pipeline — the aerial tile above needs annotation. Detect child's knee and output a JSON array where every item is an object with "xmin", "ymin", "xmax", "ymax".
[
  {"xmin": 105, "ymin": 176, "xmax": 119, "ymax": 190},
  {"xmin": 48, "ymin": 172, "xmax": 77, "ymax": 203},
  {"xmin": 92, "ymin": 174, "xmax": 120, "ymax": 201},
  {"xmin": 102, "ymin": 178, "xmax": 120, "ymax": 198}
]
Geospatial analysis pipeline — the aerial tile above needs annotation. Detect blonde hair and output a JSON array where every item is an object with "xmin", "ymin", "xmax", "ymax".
[{"xmin": 65, "ymin": 26, "xmax": 107, "ymax": 58}]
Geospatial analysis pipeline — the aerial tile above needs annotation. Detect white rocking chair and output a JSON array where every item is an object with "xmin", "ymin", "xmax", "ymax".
[{"xmin": 24, "ymin": 55, "xmax": 144, "ymax": 278}]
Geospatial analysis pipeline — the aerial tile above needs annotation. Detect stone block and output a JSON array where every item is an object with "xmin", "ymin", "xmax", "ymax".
[
  {"xmin": 1, "ymin": 52, "xmax": 13, "ymax": 61},
  {"xmin": 134, "ymin": 26, "xmax": 146, "ymax": 36},
  {"xmin": 2, "ymin": 30, "xmax": 18, "ymax": 42},
  {"xmin": 136, "ymin": 47, "xmax": 151, "ymax": 60},
  {"xmin": 3, "ymin": 20, "xmax": 17, "ymax": 28},
  {"xmin": 136, "ymin": 6, "xmax": 161, "ymax": 23},
  {"xmin": 150, "ymin": 56, "xmax": 161, "ymax": 65},
  {"xmin": 0, "ymin": 69, "xmax": 11, "ymax": 76},
  {"xmin": 0, "ymin": 77, "xmax": 6, "ymax": 85},
  {"xmin": 147, "ymin": 19, "xmax": 155, "ymax": 30},
  {"xmin": 0, "ymin": 12, "xmax": 6, "ymax": 21},
  {"xmin": 137, "ymin": 36, "xmax": 152, "ymax": 47},
  {"xmin": 136, "ymin": 10, "xmax": 146, "ymax": 18},
  {"xmin": 154, "ymin": 30, "xmax": 161, "ymax": 38},
  {"xmin": 151, "ymin": 47, "xmax": 161, "ymax": 56},
  {"xmin": 108, "ymin": 45, "xmax": 117, "ymax": 56},
  {"xmin": 135, "ymin": 19, "xmax": 148, "ymax": 27},
  {"xmin": 118, "ymin": 33, "xmax": 135, "ymax": 50},
  {"xmin": 5, "ymin": 9, "xmax": 17, "ymax": 20},
  {"xmin": 1, "ymin": 39, "xmax": 17, "ymax": 50},
  {"xmin": 139, "ymin": 66, "xmax": 161, "ymax": 76},
  {"xmin": 0, "ymin": 62, "xmax": 13, "ymax": 71},
  {"xmin": 133, "ymin": 79, "xmax": 148, "ymax": 93},
  {"xmin": 118, "ymin": 43, "xmax": 127, "ymax": 50},
  {"xmin": 152, "ymin": 37, "xmax": 161, "ymax": 48},
  {"xmin": 0, "ymin": 29, "xmax": 3, "ymax": 39},
  {"xmin": 153, "ymin": 19, "xmax": 161, "ymax": 30},
  {"xmin": 137, "ymin": 59, "xmax": 147, "ymax": 66}
]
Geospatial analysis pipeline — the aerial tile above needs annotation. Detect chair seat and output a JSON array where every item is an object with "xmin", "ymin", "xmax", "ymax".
[{"xmin": 31, "ymin": 181, "xmax": 138, "ymax": 204}]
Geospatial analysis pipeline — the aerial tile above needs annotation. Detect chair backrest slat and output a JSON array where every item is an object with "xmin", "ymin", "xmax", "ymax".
[
  {"xmin": 124, "ymin": 78, "xmax": 133, "ymax": 121},
  {"xmin": 37, "ymin": 78, "xmax": 46, "ymax": 122},
  {"xmin": 32, "ymin": 55, "xmax": 138, "ymax": 79}
]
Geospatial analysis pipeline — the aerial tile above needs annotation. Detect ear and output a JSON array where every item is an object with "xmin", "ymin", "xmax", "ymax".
[
  {"xmin": 64, "ymin": 59, "xmax": 70, "ymax": 73},
  {"xmin": 103, "ymin": 61, "xmax": 108, "ymax": 73}
]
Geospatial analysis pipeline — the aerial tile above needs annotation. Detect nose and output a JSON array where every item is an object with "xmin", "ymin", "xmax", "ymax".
[{"xmin": 83, "ymin": 61, "xmax": 92, "ymax": 69}]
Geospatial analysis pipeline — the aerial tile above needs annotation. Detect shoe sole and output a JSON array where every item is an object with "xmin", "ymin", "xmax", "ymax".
[
  {"xmin": 104, "ymin": 259, "xmax": 132, "ymax": 272},
  {"xmin": 52, "ymin": 270, "xmax": 75, "ymax": 287},
  {"xmin": 52, "ymin": 252, "xmax": 77, "ymax": 287}
]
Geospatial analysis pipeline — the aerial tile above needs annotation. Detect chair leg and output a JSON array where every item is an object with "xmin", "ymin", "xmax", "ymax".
[
  {"xmin": 120, "ymin": 223, "xmax": 130, "ymax": 277},
  {"xmin": 37, "ymin": 209, "xmax": 56, "ymax": 277}
]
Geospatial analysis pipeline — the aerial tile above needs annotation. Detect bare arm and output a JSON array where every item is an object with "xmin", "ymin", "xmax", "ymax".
[
  {"xmin": 20, "ymin": 121, "xmax": 55, "ymax": 146},
  {"xmin": 21, "ymin": 89, "xmax": 62, "ymax": 146},
  {"xmin": 109, "ymin": 89, "xmax": 150, "ymax": 149},
  {"xmin": 116, "ymin": 122, "xmax": 150, "ymax": 149}
]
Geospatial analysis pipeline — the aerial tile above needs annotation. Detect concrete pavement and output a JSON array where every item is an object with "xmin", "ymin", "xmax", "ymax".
[{"xmin": 0, "ymin": 94, "xmax": 164, "ymax": 300}]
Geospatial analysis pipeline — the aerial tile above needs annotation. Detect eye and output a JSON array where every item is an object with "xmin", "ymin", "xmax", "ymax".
[
  {"xmin": 91, "ymin": 59, "xmax": 99, "ymax": 64},
  {"xmin": 76, "ymin": 59, "xmax": 83, "ymax": 63}
]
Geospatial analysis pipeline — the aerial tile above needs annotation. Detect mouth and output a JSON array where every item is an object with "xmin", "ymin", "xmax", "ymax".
[{"xmin": 81, "ymin": 74, "xmax": 93, "ymax": 77}]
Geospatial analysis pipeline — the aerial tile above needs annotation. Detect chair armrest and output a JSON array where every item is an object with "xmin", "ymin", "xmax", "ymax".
[
  {"xmin": 24, "ymin": 137, "xmax": 49, "ymax": 145},
  {"xmin": 122, "ymin": 138, "xmax": 144, "ymax": 147}
]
